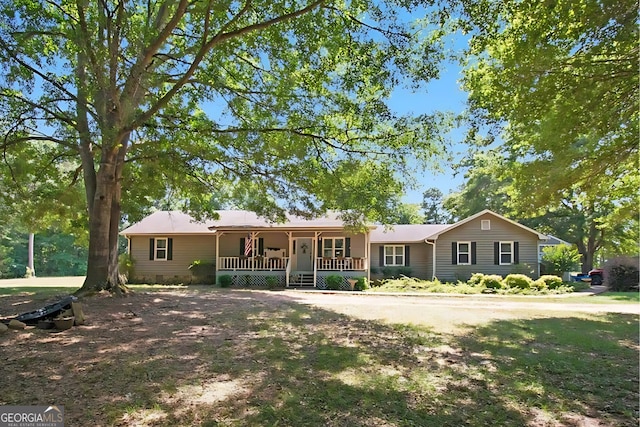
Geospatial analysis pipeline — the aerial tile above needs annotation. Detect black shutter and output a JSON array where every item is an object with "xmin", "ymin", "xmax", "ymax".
[
  {"xmin": 514, "ymin": 242, "xmax": 519, "ymax": 264},
  {"xmin": 240, "ymin": 238, "xmax": 245, "ymax": 256},
  {"xmin": 149, "ymin": 238, "xmax": 155, "ymax": 260},
  {"xmin": 167, "ymin": 238, "xmax": 173, "ymax": 260},
  {"xmin": 471, "ymin": 242, "xmax": 477, "ymax": 265},
  {"xmin": 318, "ymin": 238, "xmax": 323, "ymax": 256},
  {"xmin": 494, "ymin": 242, "xmax": 500, "ymax": 265},
  {"xmin": 405, "ymin": 245, "xmax": 410, "ymax": 266},
  {"xmin": 258, "ymin": 238, "xmax": 264, "ymax": 255},
  {"xmin": 345, "ymin": 237, "xmax": 351, "ymax": 257},
  {"xmin": 379, "ymin": 246, "xmax": 384, "ymax": 266},
  {"xmin": 451, "ymin": 242, "xmax": 457, "ymax": 264}
]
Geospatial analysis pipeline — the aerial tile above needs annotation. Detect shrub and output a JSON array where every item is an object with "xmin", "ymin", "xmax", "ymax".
[
  {"xmin": 532, "ymin": 279, "xmax": 548, "ymax": 291},
  {"xmin": 326, "ymin": 275, "xmax": 343, "ymax": 290},
  {"xmin": 541, "ymin": 244, "xmax": 581, "ymax": 275},
  {"xmin": 481, "ymin": 275, "xmax": 503, "ymax": 290},
  {"xmin": 381, "ymin": 266, "xmax": 412, "ymax": 279},
  {"xmin": 504, "ymin": 274, "xmax": 533, "ymax": 289},
  {"xmin": 536, "ymin": 275, "xmax": 564, "ymax": 289},
  {"xmin": 118, "ymin": 253, "xmax": 135, "ymax": 278},
  {"xmin": 354, "ymin": 276, "xmax": 370, "ymax": 291},
  {"xmin": 219, "ymin": 275, "xmax": 232, "ymax": 288},
  {"xmin": 468, "ymin": 273, "xmax": 486, "ymax": 287},
  {"xmin": 604, "ymin": 257, "xmax": 639, "ymax": 291},
  {"xmin": 266, "ymin": 276, "xmax": 279, "ymax": 290}
]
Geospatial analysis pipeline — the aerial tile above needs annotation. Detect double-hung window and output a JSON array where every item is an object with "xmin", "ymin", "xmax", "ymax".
[
  {"xmin": 323, "ymin": 238, "xmax": 345, "ymax": 258},
  {"xmin": 155, "ymin": 238, "xmax": 168, "ymax": 261},
  {"xmin": 384, "ymin": 245, "xmax": 404, "ymax": 266},
  {"xmin": 457, "ymin": 242, "xmax": 471, "ymax": 265},
  {"xmin": 499, "ymin": 241, "xmax": 514, "ymax": 265}
]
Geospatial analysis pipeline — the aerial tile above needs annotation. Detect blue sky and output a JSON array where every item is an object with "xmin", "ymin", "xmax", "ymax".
[{"xmin": 388, "ymin": 58, "xmax": 469, "ymax": 205}]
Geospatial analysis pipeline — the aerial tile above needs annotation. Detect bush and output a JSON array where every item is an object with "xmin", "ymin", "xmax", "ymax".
[
  {"xmin": 326, "ymin": 275, "xmax": 343, "ymax": 290},
  {"xmin": 468, "ymin": 273, "xmax": 486, "ymax": 287},
  {"xmin": 266, "ymin": 276, "xmax": 279, "ymax": 290},
  {"xmin": 541, "ymin": 244, "xmax": 581, "ymax": 275},
  {"xmin": 118, "ymin": 253, "xmax": 135, "ymax": 279},
  {"xmin": 481, "ymin": 274, "xmax": 504, "ymax": 290},
  {"xmin": 604, "ymin": 257, "xmax": 639, "ymax": 291},
  {"xmin": 381, "ymin": 266, "xmax": 412, "ymax": 279},
  {"xmin": 504, "ymin": 274, "xmax": 533, "ymax": 289},
  {"xmin": 532, "ymin": 278, "xmax": 547, "ymax": 291},
  {"xmin": 219, "ymin": 275, "xmax": 232, "ymax": 288},
  {"xmin": 536, "ymin": 275, "xmax": 564, "ymax": 289},
  {"xmin": 354, "ymin": 276, "xmax": 369, "ymax": 291}
]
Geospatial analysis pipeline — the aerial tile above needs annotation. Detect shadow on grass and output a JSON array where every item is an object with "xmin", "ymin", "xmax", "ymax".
[
  {"xmin": 600, "ymin": 292, "xmax": 640, "ymax": 302},
  {"xmin": 0, "ymin": 289, "xmax": 637, "ymax": 426}
]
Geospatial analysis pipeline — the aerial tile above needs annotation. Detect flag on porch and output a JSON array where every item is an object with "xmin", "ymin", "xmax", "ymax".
[{"xmin": 244, "ymin": 234, "xmax": 253, "ymax": 256}]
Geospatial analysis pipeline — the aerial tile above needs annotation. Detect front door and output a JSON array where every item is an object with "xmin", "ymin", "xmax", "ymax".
[{"xmin": 295, "ymin": 238, "xmax": 313, "ymax": 271}]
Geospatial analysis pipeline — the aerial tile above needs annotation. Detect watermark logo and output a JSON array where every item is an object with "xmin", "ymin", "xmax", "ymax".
[{"xmin": 0, "ymin": 405, "xmax": 64, "ymax": 427}]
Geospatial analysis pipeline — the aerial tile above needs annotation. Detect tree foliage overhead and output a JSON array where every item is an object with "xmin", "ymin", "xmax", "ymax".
[
  {"xmin": 0, "ymin": 0, "xmax": 451, "ymax": 292},
  {"xmin": 458, "ymin": 0, "xmax": 638, "ymax": 200}
]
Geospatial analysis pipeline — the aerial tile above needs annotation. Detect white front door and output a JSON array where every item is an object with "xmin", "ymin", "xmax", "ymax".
[{"xmin": 295, "ymin": 238, "xmax": 313, "ymax": 271}]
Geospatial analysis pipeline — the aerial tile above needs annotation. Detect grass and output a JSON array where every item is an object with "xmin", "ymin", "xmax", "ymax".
[{"xmin": 0, "ymin": 285, "xmax": 638, "ymax": 426}]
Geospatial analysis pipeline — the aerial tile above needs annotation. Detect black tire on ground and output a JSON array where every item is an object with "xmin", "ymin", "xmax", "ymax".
[{"xmin": 590, "ymin": 274, "xmax": 603, "ymax": 286}]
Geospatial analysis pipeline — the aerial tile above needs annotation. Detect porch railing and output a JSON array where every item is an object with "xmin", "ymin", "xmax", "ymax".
[
  {"xmin": 316, "ymin": 257, "xmax": 367, "ymax": 271},
  {"xmin": 219, "ymin": 256, "xmax": 289, "ymax": 271}
]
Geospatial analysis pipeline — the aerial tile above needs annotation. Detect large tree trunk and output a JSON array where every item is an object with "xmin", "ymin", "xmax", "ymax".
[{"xmin": 76, "ymin": 153, "xmax": 128, "ymax": 296}]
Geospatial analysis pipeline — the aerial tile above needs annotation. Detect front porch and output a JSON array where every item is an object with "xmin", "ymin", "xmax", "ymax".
[{"xmin": 214, "ymin": 229, "xmax": 370, "ymax": 287}]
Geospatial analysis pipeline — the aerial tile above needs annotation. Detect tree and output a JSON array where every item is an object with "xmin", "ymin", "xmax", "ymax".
[
  {"xmin": 442, "ymin": 150, "xmax": 511, "ymax": 221},
  {"xmin": 421, "ymin": 187, "xmax": 450, "ymax": 224},
  {"xmin": 394, "ymin": 203, "xmax": 424, "ymax": 225},
  {"xmin": 0, "ymin": 1, "xmax": 450, "ymax": 295},
  {"xmin": 541, "ymin": 244, "xmax": 581, "ymax": 278},
  {"xmin": 458, "ymin": 0, "xmax": 638, "ymax": 201}
]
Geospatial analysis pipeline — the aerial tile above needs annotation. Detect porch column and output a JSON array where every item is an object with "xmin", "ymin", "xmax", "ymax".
[
  {"xmin": 215, "ymin": 231, "xmax": 223, "ymax": 283},
  {"xmin": 286, "ymin": 231, "xmax": 292, "ymax": 287},
  {"xmin": 313, "ymin": 231, "xmax": 321, "ymax": 287},
  {"xmin": 365, "ymin": 230, "xmax": 370, "ymax": 282}
]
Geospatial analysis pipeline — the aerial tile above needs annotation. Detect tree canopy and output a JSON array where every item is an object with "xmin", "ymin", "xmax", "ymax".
[
  {"xmin": 459, "ymin": 0, "xmax": 638, "ymax": 201},
  {"xmin": 0, "ymin": 0, "xmax": 450, "ymax": 293}
]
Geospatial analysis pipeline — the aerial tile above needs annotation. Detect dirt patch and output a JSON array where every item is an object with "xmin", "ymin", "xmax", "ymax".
[{"xmin": 0, "ymin": 289, "xmax": 636, "ymax": 427}]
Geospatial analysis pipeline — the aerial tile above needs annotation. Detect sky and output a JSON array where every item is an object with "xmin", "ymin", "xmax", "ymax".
[{"xmin": 388, "ymin": 58, "xmax": 470, "ymax": 206}]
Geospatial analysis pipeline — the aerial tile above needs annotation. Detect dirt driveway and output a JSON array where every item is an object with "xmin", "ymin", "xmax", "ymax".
[{"xmin": 270, "ymin": 290, "xmax": 640, "ymax": 333}]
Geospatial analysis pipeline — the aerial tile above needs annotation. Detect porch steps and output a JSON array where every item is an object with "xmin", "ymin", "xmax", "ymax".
[{"xmin": 289, "ymin": 273, "xmax": 315, "ymax": 288}]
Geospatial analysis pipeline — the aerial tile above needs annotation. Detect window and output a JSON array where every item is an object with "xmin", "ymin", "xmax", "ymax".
[
  {"xmin": 457, "ymin": 241, "xmax": 471, "ymax": 265},
  {"xmin": 155, "ymin": 238, "xmax": 168, "ymax": 260},
  {"xmin": 384, "ymin": 245, "xmax": 404, "ymax": 266},
  {"xmin": 500, "ymin": 241, "xmax": 513, "ymax": 265},
  {"xmin": 481, "ymin": 220, "xmax": 491, "ymax": 230},
  {"xmin": 323, "ymin": 238, "xmax": 345, "ymax": 258},
  {"xmin": 149, "ymin": 237, "xmax": 172, "ymax": 261}
]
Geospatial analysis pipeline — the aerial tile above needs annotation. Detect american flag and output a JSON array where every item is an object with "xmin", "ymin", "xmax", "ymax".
[{"xmin": 244, "ymin": 234, "xmax": 253, "ymax": 256}]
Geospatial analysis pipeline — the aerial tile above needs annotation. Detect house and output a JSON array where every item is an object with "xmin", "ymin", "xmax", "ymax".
[{"xmin": 120, "ymin": 209, "xmax": 554, "ymax": 287}]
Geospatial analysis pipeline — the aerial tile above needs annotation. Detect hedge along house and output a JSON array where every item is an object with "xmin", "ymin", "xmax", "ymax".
[
  {"xmin": 370, "ymin": 210, "xmax": 551, "ymax": 282},
  {"xmin": 121, "ymin": 209, "xmax": 553, "ymax": 286},
  {"xmin": 120, "ymin": 210, "xmax": 373, "ymax": 288}
]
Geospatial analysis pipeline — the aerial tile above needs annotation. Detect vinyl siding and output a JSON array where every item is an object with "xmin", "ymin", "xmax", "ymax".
[
  {"xmin": 371, "ymin": 243, "xmax": 433, "ymax": 279},
  {"xmin": 435, "ymin": 213, "xmax": 541, "ymax": 281},
  {"xmin": 131, "ymin": 235, "xmax": 216, "ymax": 283}
]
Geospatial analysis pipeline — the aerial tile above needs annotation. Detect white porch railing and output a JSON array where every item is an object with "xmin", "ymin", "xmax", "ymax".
[
  {"xmin": 219, "ymin": 256, "xmax": 289, "ymax": 271},
  {"xmin": 316, "ymin": 257, "xmax": 367, "ymax": 271}
]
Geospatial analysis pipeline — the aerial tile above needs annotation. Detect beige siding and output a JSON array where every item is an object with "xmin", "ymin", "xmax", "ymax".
[
  {"xmin": 371, "ymin": 243, "xmax": 433, "ymax": 279},
  {"xmin": 131, "ymin": 235, "xmax": 216, "ymax": 283},
  {"xmin": 435, "ymin": 213, "xmax": 541, "ymax": 282}
]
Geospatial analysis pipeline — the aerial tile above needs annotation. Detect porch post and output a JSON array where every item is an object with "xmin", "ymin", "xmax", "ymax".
[
  {"xmin": 365, "ymin": 230, "xmax": 370, "ymax": 282},
  {"xmin": 215, "ymin": 231, "xmax": 222, "ymax": 283},
  {"xmin": 314, "ymin": 231, "xmax": 321, "ymax": 287},
  {"xmin": 286, "ymin": 231, "xmax": 292, "ymax": 287}
]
